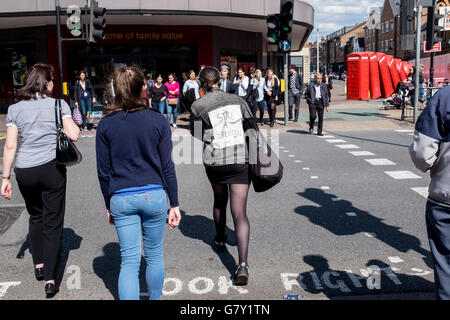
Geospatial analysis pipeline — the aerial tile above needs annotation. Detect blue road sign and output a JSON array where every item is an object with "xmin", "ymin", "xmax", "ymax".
[{"xmin": 279, "ymin": 40, "xmax": 291, "ymax": 52}]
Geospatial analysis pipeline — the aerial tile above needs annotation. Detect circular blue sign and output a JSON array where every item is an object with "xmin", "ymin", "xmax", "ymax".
[{"xmin": 279, "ymin": 40, "xmax": 291, "ymax": 52}]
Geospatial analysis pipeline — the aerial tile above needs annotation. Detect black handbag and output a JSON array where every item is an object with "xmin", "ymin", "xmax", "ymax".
[
  {"xmin": 249, "ymin": 129, "xmax": 283, "ymax": 192},
  {"xmin": 55, "ymin": 99, "xmax": 82, "ymax": 166}
]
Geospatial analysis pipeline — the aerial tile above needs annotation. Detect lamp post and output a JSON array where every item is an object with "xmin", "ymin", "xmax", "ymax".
[{"xmin": 316, "ymin": 28, "xmax": 320, "ymax": 73}]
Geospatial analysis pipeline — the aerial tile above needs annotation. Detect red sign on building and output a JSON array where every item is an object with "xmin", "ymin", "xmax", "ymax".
[{"xmin": 424, "ymin": 41, "xmax": 442, "ymax": 53}]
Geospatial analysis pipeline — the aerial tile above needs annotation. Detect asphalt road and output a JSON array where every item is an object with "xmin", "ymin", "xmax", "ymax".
[{"xmin": 0, "ymin": 127, "xmax": 436, "ymax": 300}]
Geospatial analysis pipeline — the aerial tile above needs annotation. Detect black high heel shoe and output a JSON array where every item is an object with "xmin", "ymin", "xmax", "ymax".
[
  {"xmin": 45, "ymin": 283, "xmax": 58, "ymax": 295},
  {"xmin": 34, "ymin": 268, "xmax": 44, "ymax": 281}
]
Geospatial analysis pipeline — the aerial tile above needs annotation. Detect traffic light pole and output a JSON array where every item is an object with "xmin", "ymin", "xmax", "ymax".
[
  {"xmin": 413, "ymin": 4, "xmax": 422, "ymax": 124},
  {"xmin": 55, "ymin": 0, "xmax": 64, "ymax": 99},
  {"xmin": 284, "ymin": 53, "xmax": 289, "ymax": 126},
  {"xmin": 429, "ymin": 51, "xmax": 435, "ymax": 87}
]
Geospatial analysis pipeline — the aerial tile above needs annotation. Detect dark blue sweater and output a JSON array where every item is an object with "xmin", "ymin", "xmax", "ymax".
[{"xmin": 96, "ymin": 108, "xmax": 178, "ymax": 210}]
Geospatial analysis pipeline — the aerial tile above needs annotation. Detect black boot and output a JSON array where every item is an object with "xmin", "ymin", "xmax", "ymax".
[{"xmin": 234, "ymin": 262, "xmax": 249, "ymax": 285}]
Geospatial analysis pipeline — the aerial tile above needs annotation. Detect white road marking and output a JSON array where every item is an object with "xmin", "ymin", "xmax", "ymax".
[
  {"xmin": 311, "ymin": 176, "xmax": 318, "ymax": 179},
  {"xmin": 288, "ymin": 155, "xmax": 295, "ymax": 157},
  {"xmin": 295, "ymin": 160, "xmax": 302, "ymax": 163},
  {"xmin": 326, "ymin": 139, "xmax": 346, "ymax": 143},
  {"xmin": 349, "ymin": 151, "xmax": 375, "ymax": 156},
  {"xmin": 411, "ymin": 187, "xmax": 429, "ymax": 198},
  {"xmin": 336, "ymin": 144, "xmax": 360, "ymax": 149},
  {"xmin": 331, "ymin": 197, "xmax": 341, "ymax": 201},
  {"xmin": 388, "ymin": 256, "xmax": 404, "ymax": 264},
  {"xmin": 385, "ymin": 171, "xmax": 422, "ymax": 179},
  {"xmin": 321, "ymin": 186, "xmax": 330, "ymax": 190},
  {"xmin": 318, "ymin": 135, "xmax": 335, "ymax": 138},
  {"xmin": 364, "ymin": 232, "xmax": 377, "ymax": 238},
  {"xmin": 188, "ymin": 277, "xmax": 215, "ymax": 295},
  {"xmin": 303, "ymin": 167, "xmax": 310, "ymax": 170},
  {"xmin": 283, "ymin": 150, "xmax": 289, "ymax": 152},
  {"xmin": 0, "ymin": 282, "xmax": 21, "ymax": 298},
  {"xmin": 280, "ymin": 146, "xmax": 285, "ymax": 149},
  {"xmin": 364, "ymin": 158, "xmax": 397, "ymax": 166},
  {"xmin": 407, "ymin": 268, "xmax": 433, "ymax": 276},
  {"xmin": 345, "ymin": 212, "xmax": 357, "ymax": 217},
  {"xmin": 409, "ymin": 133, "xmax": 414, "ymax": 136},
  {"xmin": 395, "ymin": 129, "xmax": 414, "ymax": 133}
]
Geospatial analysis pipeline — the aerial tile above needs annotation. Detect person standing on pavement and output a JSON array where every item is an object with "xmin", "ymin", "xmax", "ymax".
[
  {"xmin": 73, "ymin": 70, "xmax": 97, "ymax": 131},
  {"xmin": 190, "ymin": 66, "xmax": 257, "ymax": 285},
  {"xmin": 250, "ymin": 69, "xmax": 266, "ymax": 125},
  {"xmin": 288, "ymin": 65, "xmax": 304, "ymax": 122},
  {"xmin": 326, "ymin": 72, "xmax": 333, "ymax": 102},
  {"xmin": 233, "ymin": 68, "xmax": 249, "ymax": 100},
  {"xmin": 1, "ymin": 63, "xmax": 80, "ymax": 296},
  {"xmin": 305, "ymin": 73, "xmax": 329, "ymax": 136},
  {"xmin": 182, "ymin": 70, "xmax": 201, "ymax": 101},
  {"xmin": 165, "ymin": 73, "xmax": 180, "ymax": 128},
  {"xmin": 409, "ymin": 85, "xmax": 450, "ymax": 300},
  {"xmin": 219, "ymin": 66, "xmax": 233, "ymax": 94},
  {"xmin": 148, "ymin": 74, "xmax": 169, "ymax": 113},
  {"xmin": 264, "ymin": 68, "xmax": 280, "ymax": 127},
  {"xmin": 146, "ymin": 73, "xmax": 155, "ymax": 88},
  {"xmin": 96, "ymin": 66, "xmax": 181, "ymax": 300}
]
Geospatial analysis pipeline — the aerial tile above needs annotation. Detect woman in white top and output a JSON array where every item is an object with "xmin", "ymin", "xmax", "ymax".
[
  {"xmin": 233, "ymin": 68, "xmax": 249, "ymax": 99},
  {"xmin": 182, "ymin": 70, "xmax": 200, "ymax": 100},
  {"xmin": 250, "ymin": 69, "xmax": 266, "ymax": 125}
]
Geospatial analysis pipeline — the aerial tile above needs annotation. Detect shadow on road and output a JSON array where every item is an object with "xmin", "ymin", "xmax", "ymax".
[
  {"xmin": 56, "ymin": 228, "xmax": 83, "ymax": 287},
  {"xmin": 294, "ymin": 188, "xmax": 432, "ymax": 268},
  {"xmin": 178, "ymin": 210, "xmax": 237, "ymax": 278},
  {"xmin": 92, "ymin": 242, "xmax": 149, "ymax": 300},
  {"xmin": 296, "ymin": 255, "xmax": 435, "ymax": 299}
]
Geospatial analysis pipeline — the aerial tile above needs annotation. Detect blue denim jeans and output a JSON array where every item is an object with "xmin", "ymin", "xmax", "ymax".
[
  {"xmin": 79, "ymin": 95, "xmax": 93, "ymax": 128},
  {"xmin": 109, "ymin": 189, "xmax": 168, "ymax": 300},
  {"xmin": 152, "ymin": 101, "xmax": 166, "ymax": 115},
  {"xmin": 166, "ymin": 99, "xmax": 179, "ymax": 125}
]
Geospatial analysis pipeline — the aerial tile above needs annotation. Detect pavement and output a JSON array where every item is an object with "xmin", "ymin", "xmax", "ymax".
[{"xmin": 0, "ymin": 81, "xmax": 437, "ymax": 300}]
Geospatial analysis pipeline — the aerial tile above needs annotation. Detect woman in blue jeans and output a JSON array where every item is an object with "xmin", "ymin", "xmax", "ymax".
[
  {"xmin": 96, "ymin": 66, "xmax": 181, "ymax": 300},
  {"xmin": 148, "ymin": 74, "xmax": 168, "ymax": 114},
  {"xmin": 74, "ymin": 71, "xmax": 97, "ymax": 131}
]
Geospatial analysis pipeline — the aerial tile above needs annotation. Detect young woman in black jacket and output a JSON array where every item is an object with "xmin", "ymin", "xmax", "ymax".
[
  {"xmin": 74, "ymin": 71, "xmax": 97, "ymax": 131},
  {"xmin": 264, "ymin": 69, "xmax": 280, "ymax": 127}
]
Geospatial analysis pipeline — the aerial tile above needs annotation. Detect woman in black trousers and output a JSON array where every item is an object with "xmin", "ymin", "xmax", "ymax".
[{"xmin": 1, "ymin": 63, "xmax": 80, "ymax": 296}]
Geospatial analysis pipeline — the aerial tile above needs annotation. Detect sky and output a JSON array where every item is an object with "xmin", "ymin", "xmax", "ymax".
[{"xmin": 306, "ymin": 0, "xmax": 385, "ymax": 42}]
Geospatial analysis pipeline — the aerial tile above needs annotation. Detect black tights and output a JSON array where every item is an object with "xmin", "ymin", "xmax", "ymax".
[{"xmin": 211, "ymin": 183, "xmax": 250, "ymax": 264}]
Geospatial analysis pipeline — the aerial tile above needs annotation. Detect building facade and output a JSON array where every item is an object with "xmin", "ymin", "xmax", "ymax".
[{"xmin": 0, "ymin": 0, "xmax": 314, "ymax": 109}]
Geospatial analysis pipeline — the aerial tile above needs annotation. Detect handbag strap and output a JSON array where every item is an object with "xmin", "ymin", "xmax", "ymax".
[{"xmin": 55, "ymin": 99, "xmax": 63, "ymax": 131}]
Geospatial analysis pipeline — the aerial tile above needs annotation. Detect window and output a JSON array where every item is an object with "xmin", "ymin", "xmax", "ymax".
[
  {"xmin": 385, "ymin": 21, "xmax": 389, "ymax": 32},
  {"xmin": 391, "ymin": 20, "xmax": 394, "ymax": 31},
  {"xmin": 385, "ymin": 40, "xmax": 389, "ymax": 50},
  {"xmin": 390, "ymin": 39, "xmax": 393, "ymax": 50}
]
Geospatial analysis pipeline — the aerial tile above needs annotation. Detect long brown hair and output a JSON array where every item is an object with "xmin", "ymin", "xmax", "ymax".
[
  {"xmin": 16, "ymin": 63, "xmax": 54, "ymax": 101},
  {"xmin": 103, "ymin": 65, "xmax": 146, "ymax": 116},
  {"xmin": 265, "ymin": 68, "xmax": 276, "ymax": 87}
]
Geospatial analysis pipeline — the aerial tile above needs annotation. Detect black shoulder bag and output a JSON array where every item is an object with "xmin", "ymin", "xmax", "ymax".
[
  {"xmin": 55, "ymin": 99, "xmax": 82, "ymax": 166},
  {"xmin": 248, "ymin": 125, "xmax": 283, "ymax": 192}
]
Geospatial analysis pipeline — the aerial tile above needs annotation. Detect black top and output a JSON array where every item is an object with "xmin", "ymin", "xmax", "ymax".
[
  {"xmin": 73, "ymin": 79, "xmax": 97, "ymax": 104},
  {"xmin": 149, "ymin": 84, "xmax": 169, "ymax": 103}
]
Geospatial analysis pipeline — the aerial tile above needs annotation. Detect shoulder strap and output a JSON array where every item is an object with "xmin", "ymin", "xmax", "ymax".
[{"xmin": 55, "ymin": 99, "xmax": 63, "ymax": 130}]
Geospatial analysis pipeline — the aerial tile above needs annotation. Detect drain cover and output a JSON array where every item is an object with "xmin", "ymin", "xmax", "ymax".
[{"xmin": 0, "ymin": 207, "xmax": 24, "ymax": 235}]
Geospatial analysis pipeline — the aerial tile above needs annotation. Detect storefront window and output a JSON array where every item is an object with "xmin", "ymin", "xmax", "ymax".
[{"xmin": 0, "ymin": 42, "xmax": 37, "ymax": 113}]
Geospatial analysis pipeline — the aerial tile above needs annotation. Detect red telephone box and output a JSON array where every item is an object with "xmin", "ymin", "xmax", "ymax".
[
  {"xmin": 346, "ymin": 52, "xmax": 370, "ymax": 100},
  {"xmin": 376, "ymin": 53, "xmax": 394, "ymax": 98},
  {"xmin": 386, "ymin": 55, "xmax": 401, "ymax": 90},
  {"xmin": 395, "ymin": 59, "xmax": 407, "ymax": 81},
  {"xmin": 367, "ymin": 52, "xmax": 381, "ymax": 99},
  {"xmin": 399, "ymin": 61, "xmax": 412, "ymax": 80}
]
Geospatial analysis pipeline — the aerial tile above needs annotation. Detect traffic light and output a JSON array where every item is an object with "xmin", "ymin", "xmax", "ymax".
[
  {"xmin": 399, "ymin": 0, "xmax": 415, "ymax": 50},
  {"xmin": 66, "ymin": 5, "xmax": 82, "ymax": 37},
  {"xmin": 89, "ymin": 0, "xmax": 106, "ymax": 43},
  {"xmin": 267, "ymin": 14, "xmax": 280, "ymax": 44},
  {"xmin": 278, "ymin": 0, "xmax": 294, "ymax": 53},
  {"xmin": 426, "ymin": 5, "xmax": 444, "ymax": 51}
]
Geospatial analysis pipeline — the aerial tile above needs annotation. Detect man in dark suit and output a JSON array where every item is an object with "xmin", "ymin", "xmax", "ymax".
[
  {"xmin": 288, "ymin": 65, "xmax": 304, "ymax": 122},
  {"xmin": 305, "ymin": 73, "xmax": 329, "ymax": 136},
  {"xmin": 218, "ymin": 66, "xmax": 234, "ymax": 94}
]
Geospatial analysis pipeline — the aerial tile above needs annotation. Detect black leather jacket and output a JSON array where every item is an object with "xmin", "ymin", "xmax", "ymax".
[{"xmin": 74, "ymin": 79, "xmax": 97, "ymax": 104}]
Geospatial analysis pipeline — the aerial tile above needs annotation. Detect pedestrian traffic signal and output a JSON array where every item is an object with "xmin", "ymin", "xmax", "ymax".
[
  {"xmin": 66, "ymin": 5, "xmax": 82, "ymax": 37},
  {"xmin": 266, "ymin": 14, "xmax": 280, "ymax": 44},
  {"xmin": 89, "ymin": 0, "xmax": 106, "ymax": 43},
  {"xmin": 399, "ymin": 0, "xmax": 415, "ymax": 50},
  {"xmin": 278, "ymin": 0, "xmax": 294, "ymax": 53},
  {"xmin": 426, "ymin": 5, "xmax": 444, "ymax": 51}
]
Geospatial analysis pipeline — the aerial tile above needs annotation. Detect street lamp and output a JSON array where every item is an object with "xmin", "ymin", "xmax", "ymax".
[{"xmin": 316, "ymin": 28, "xmax": 320, "ymax": 73}]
